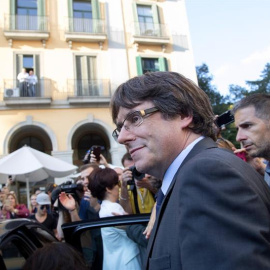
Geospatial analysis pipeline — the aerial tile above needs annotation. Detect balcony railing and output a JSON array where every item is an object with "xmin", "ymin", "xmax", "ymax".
[
  {"xmin": 133, "ymin": 22, "xmax": 169, "ymax": 38},
  {"xmin": 3, "ymin": 79, "xmax": 51, "ymax": 98},
  {"xmin": 66, "ymin": 17, "xmax": 106, "ymax": 35},
  {"xmin": 4, "ymin": 14, "xmax": 49, "ymax": 32},
  {"xmin": 67, "ymin": 79, "xmax": 111, "ymax": 102}
]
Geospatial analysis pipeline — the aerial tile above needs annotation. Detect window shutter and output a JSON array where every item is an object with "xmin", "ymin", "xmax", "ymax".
[
  {"xmin": 136, "ymin": 56, "xmax": 143, "ymax": 75},
  {"xmin": 37, "ymin": 0, "xmax": 45, "ymax": 30},
  {"xmin": 132, "ymin": 3, "xmax": 139, "ymax": 35},
  {"xmin": 38, "ymin": 0, "xmax": 45, "ymax": 16},
  {"xmin": 68, "ymin": 0, "xmax": 73, "ymax": 31},
  {"xmin": 152, "ymin": 4, "xmax": 161, "ymax": 36},
  {"xmin": 34, "ymin": 55, "xmax": 40, "ymax": 78},
  {"xmin": 92, "ymin": 0, "xmax": 100, "ymax": 19},
  {"xmin": 158, "ymin": 57, "xmax": 168, "ymax": 71},
  {"xmin": 10, "ymin": 0, "xmax": 16, "ymax": 30},
  {"xmin": 92, "ymin": 0, "xmax": 101, "ymax": 33},
  {"xmin": 16, "ymin": 55, "xmax": 23, "ymax": 88}
]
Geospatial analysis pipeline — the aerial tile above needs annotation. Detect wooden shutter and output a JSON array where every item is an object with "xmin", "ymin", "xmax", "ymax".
[{"xmin": 136, "ymin": 56, "xmax": 143, "ymax": 75}]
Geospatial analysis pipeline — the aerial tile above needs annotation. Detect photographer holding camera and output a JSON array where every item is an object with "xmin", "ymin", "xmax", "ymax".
[{"xmin": 120, "ymin": 153, "xmax": 160, "ymax": 215}]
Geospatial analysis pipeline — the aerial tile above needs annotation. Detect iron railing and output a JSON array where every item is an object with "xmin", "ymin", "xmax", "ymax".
[
  {"xmin": 4, "ymin": 14, "xmax": 49, "ymax": 32},
  {"xmin": 66, "ymin": 17, "xmax": 106, "ymax": 34},
  {"xmin": 67, "ymin": 79, "xmax": 111, "ymax": 97},
  {"xmin": 132, "ymin": 21, "xmax": 169, "ymax": 38},
  {"xmin": 3, "ymin": 79, "xmax": 51, "ymax": 98}
]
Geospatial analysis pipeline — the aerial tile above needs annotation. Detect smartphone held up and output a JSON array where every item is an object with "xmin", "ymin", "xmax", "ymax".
[{"xmin": 215, "ymin": 110, "xmax": 235, "ymax": 128}]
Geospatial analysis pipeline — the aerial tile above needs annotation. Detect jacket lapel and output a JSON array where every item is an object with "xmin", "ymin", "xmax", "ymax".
[{"xmin": 146, "ymin": 138, "xmax": 217, "ymax": 263}]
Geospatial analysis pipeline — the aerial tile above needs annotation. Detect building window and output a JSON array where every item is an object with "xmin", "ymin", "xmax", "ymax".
[
  {"xmin": 75, "ymin": 55, "xmax": 98, "ymax": 96},
  {"xmin": 133, "ymin": 3, "xmax": 160, "ymax": 36},
  {"xmin": 73, "ymin": 0, "xmax": 92, "ymax": 32},
  {"xmin": 136, "ymin": 56, "xmax": 168, "ymax": 75},
  {"xmin": 16, "ymin": 0, "xmax": 38, "ymax": 30},
  {"xmin": 137, "ymin": 5, "xmax": 154, "ymax": 35},
  {"xmin": 68, "ymin": 0, "xmax": 101, "ymax": 33},
  {"xmin": 16, "ymin": 54, "xmax": 40, "ymax": 97}
]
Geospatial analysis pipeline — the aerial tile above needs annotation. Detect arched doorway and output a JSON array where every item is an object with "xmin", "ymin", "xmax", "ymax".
[
  {"xmin": 72, "ymin": 123, "xmax": 111, "ymax": 166},
  {"xmin": 7, "ymin": 125, "xmax": 53, "ymax": 204},
  {"xmin": 9, "ymin": 125, "xmax": 52, "ymax": 154}
]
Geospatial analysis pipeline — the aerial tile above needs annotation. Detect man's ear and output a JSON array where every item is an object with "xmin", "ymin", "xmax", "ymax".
[
  {"xmin": 180, "ymin": 115, "xmax": 193, "ymax": 128},
  {"xmin": 106, "ymin": 187, "xmax": 112, "ymax": 194}
]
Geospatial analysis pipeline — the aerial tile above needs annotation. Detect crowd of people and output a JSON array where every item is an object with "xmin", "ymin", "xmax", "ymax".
[{"xmin": 1, "ymin": 71, "xmax": 270, "ymax": 270}]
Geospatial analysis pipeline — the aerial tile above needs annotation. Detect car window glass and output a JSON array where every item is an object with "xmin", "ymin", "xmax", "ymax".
[
  {"xmin": 29, "ymin": 227, "xmax": 56, "ymax": 244},
  {"xmin": 79, "ymin": 223, "xmax": 148, "ymax": 269},
  {"xmin": 1, "ymin": 241, "xmax": 26, "ymax": 270}
]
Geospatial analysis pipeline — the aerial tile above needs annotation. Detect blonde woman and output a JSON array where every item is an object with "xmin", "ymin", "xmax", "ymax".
[{"xmin": 2, "ymin": 192, "xmax": 30, "ymax": 219}]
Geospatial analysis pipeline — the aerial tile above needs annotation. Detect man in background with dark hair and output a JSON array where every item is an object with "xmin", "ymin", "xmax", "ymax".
[
  {"xmin": 111, "ymin": 71, "xmax": 270, "ymax": 270},
  {"xmin": 233, "ymin": 93, "xmax": 270, "ymax": 185}
]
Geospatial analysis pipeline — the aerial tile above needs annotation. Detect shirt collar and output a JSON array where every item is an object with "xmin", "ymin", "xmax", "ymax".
[{"xmin": 161, "ymin": 136, "xmax": 204, "ymax": 195}]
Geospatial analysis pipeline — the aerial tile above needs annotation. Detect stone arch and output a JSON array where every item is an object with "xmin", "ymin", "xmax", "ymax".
[
  {"xmin": 67, "ymin": 115, "xmax": 125, "ymax": 166},
  {"xmin": 3, "ymin": 116, "xmax": 57, "ymax": 155}
]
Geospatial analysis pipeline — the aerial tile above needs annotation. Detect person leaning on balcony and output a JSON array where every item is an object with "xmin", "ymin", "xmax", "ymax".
[
  {"xmin": 27, "ymin": 69, "xmax": 38, "ymax": 97},
  {"xmin": 17, "ymin": 67, "xmax": 29, "ymax": 97}
]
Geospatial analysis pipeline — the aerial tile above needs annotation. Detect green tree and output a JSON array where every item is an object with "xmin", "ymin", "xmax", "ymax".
[
  {"xmin": 228, "ymin": 84, "xmax": 249, "ymax": 102},
  {"xmin": 196, "ymin": 63, "xmax": 229, "ymax": 114},
  {"xmin": 246, "ymin": 63, "xmax": 270, "ymax": 93}
]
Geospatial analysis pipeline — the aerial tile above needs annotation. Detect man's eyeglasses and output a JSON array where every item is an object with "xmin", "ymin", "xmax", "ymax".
[
  {"xmin": 112, "ymin": 107, "xmax": 159, "ymax": 141},
  {"xmin": 40, "ymin": 205, "xmax": 50, "ymax": 210}
]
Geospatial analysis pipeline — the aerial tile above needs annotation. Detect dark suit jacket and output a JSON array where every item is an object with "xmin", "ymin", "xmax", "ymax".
[{"xmin": 145, "ymin": 137, "xmax": 270, "ymax": 270}]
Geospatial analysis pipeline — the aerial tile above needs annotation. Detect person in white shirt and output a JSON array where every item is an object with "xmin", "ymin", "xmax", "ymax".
[
  {"xmin": 27, "ymin": 69, "xmax": 38, "ymax": 97},
  {"xmin": 89, "ymin": 167, "xmax": 142, "ymax": 270},
  {"xmin": 17, "ymin": 68, "xmax": 29, "ymax": 96}
]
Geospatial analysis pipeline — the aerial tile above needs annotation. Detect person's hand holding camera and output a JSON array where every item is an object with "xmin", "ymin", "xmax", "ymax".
[
  {"xmin": 121, "ymin": 167, "xmax": 133, "ymax": 188},
  {"xmin": 90, "ymin": 153, "xmax": 109, "ymax": 167},
  {"xmin": 59, "ymin": 192, "xmax": 76, "ymax": 211}
]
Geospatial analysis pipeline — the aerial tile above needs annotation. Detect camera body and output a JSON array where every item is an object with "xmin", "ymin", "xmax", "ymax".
[
  {"xmin": 51, "ymin": 181, "xmax": 84, "ymax": 205},
  {"xmin": 127, "ymin": 166, "xmax": 145, "ymax": 185},
  {"xmin": 215, "ymin": 110, "xmax": 235, "ymax": 128},
  {"xmin": 83, "ymin": 145, "xmax": 104, "ymax": 163}
]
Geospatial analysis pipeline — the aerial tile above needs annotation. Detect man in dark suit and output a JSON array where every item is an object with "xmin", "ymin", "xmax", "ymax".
[{"xmin": 110, "ymin": 71, "xmax": 270, "ymax": 270}]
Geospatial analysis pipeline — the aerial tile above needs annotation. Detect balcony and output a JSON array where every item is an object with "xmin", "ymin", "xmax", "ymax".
[
  {"xmin": 67, "ymin": 79, "xmax": 111, "ymax": 105},
  {"xmin": 131, "ymin": 22, "xmax": 170, "ymax": 45},
  {"xmin": 3, "ymin": 79, "xmax": 52, "ymax": 105},
  {"xmin": 65, "ymin": 17, "xmax": 107, "ymax": 43},
  {"xmin": 3, "ymin": 14, "xmax": 49, "ymax": 41}
]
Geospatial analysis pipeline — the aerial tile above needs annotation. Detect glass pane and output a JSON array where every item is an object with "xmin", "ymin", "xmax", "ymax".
[
  {"xmin": 73, "ymin": 1, "xmax": 92, "ymax": 12},
  {"xmin": 17, "ymin": 0, "xmax": 37, "ymax": 9},
  {"xmin": 17, "ymin": 137, "xmax": 45, "ymax": 152},
  {"xmin": 17, "ymin": 8, "xmax": 27, "ymax": 15},
  {"xmin": 142, "ymin": 58, "xmax": 159, "ymax": 73},
  {"xmin": 137, "ymin": 5, "xmax": 152, "ymax": 17},
  {"xmin": 1, "ymin": 241, "xmax": 26, "ymax": 270},
  {"xmin": 23, "ymin": 55, "xmax": 34, "ymax": 69}
]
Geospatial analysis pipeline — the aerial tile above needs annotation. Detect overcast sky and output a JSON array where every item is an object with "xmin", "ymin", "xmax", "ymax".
[{"xmin": 185, "ymin": 0, "xmax": 270, "ymax": 95}]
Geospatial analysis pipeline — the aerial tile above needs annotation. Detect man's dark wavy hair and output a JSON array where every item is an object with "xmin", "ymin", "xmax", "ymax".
[
  {"xmin": 232, "ymin": 93, "xmax": 270, "ymax": 121},
  {"xmin": 110, "ymin": 71, "xmax": 216, "ymax": 140}
]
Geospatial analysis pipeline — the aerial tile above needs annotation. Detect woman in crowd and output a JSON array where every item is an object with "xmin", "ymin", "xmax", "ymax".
[
  {"xmin": 88, "ymin": 167, "xmax": 142, "ymax": 270},
  {"xmin": 2, "ymin": 192, "xmax": 30, "ymax": 219},
  {"xmin": 29, "ymin": 194, "xmax": 37, "ymax": 214}
]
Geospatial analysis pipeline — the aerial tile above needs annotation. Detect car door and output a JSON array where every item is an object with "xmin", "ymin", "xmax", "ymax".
[
  {"xmin": 0, "ymin": 219, "xmax": 58, "ymax": 270},
  {"xmin": 62, "ymin": 214, "xmax": 150, "ymax": 270}
]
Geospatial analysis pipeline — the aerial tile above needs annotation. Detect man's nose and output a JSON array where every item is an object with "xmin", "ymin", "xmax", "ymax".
[
  {"xmin": 236, "ymin": 129, "xmax": 245, "ymax": 142},
  {"xmin": 117, "ymin": 127, "xmax": 134, "ymax": 144}
]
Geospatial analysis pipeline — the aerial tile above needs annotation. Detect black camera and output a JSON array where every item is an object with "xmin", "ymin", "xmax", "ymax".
[
  {"xmin": 83, "ymin": 145, "xmax": 105, "ymax": 164},
  {"xmin": 215, "ymin": 110, "xmax": 235, "ymax": 128},
  {"xmin": 127, "ymin": 166, "xmax": 145, "ymax": 185},
  {"xmin": 51, "ymin": 181, "xmax": 84, "ymax": 205}
]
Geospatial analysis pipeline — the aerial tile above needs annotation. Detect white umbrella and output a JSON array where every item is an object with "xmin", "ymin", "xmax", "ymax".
[{"xmin": 0, "ymin": 145, "xmax": 77, "ymax": 208}]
